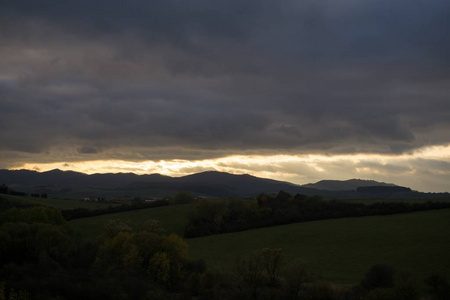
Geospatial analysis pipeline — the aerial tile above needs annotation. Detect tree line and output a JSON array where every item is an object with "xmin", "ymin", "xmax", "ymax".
[
  {"xmin": 0, "ymin": 184, "xmax": 27, "ymax": 197},
  {"xmin": 184, "ymin": 191, "xmax": 450, "ymax": 238}
]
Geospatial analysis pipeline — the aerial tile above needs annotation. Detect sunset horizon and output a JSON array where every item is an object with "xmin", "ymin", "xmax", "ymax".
[{"xmin": 6, "ymin": 143, "xmax": 449, "ymax": 193}]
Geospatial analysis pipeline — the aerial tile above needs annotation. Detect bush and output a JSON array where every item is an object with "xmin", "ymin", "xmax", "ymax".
[
  {"xmin": 283, "ymin": 259, "xmax": 315, "ymax": 298},
  {"xmin": 425, "ymin": 274, "xmax": 450, "ymax": 300},
  {"xmin": 361, "ymin": 264, "xmax": 395, "ymax": 291},
  {"xmin": 393, "ymin": 270, "xmax": 421, "ymax": 300}
]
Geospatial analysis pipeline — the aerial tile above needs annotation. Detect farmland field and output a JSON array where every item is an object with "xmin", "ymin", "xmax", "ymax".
[
  {"xmin": 0, "ymin": 194, "xmax": 115, "ymax": 210},
  {"xmin": 187, "ymin": 208, "xmax": 450, "ymax": 284},
  {"xmin": 342, "ymin": 198, "xmax": 449, "ymax": 204},
  {"xmin": 66, "ymin": 200, "xmax": 450, "ymax": 284}
]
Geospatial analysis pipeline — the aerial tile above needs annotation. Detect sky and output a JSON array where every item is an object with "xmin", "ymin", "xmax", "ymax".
[{"xmin": 1, "ymin": 0, "xmax": 449, "ymax": 192}]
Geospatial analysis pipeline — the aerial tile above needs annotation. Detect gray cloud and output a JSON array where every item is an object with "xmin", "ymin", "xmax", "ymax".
[
  {"xmin": 0, "ymin": 0, "xmax": 449, "ymax": 175},
  {"xmin": 77, "ymin": 146, "xmax": 101, "ymax": 154}
]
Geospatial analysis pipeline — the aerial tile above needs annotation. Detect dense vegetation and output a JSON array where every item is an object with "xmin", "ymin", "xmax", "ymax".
[
  {"xmin": 184, "ymin": 191, "xmax": 450, "ymax": 237},
  {"xmin": 2, "ymin": 206, "xmax": 449, "ymax": 299},
  {"xmin": 1, "ymin": 189, "xmax": 450, "ymax": 299},
  {"xmin": 0, "ymin": 205, "xmax": 204, "ymax": 299},
  {"xmin": 0, "ymin": 183, "xmax": 27, "ymax": 197}
]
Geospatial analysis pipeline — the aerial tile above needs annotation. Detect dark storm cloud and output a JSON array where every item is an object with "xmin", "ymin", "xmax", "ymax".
[
  {"xmin": 1, "ymin": 0, "xmax": 271, "ymax": 43},
  {"xmin": 77, "ymin": 146, "xmax": 101, "ymax": 154},
  {"xmin": 0, "ymin": 0, "xmax": 449, "ymax": 167}
]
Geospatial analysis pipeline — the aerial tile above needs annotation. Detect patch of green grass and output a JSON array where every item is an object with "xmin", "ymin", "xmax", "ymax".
[
  {"xmin": 68, "ymin": 203, "xmax": 191, "ymax": 241},
  {"xmin": 0, "ymin": 194, "xmax": 115, "ymax": 210},
  {"xmin": 342, "ymin": 198, "xmax": 447, "ymax": 204},
  {"xmin": 39, "ymin": 186, "xmax": 177, "ymax": 199},
  {"xmin": 187, "ymin": 209, "xmax": 450, "ymax": 285}
]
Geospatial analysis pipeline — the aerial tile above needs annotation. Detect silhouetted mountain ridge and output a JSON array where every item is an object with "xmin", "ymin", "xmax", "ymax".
[
  {"xmin": 302, "ymin": 179, "xmax": 396, "ymax": 191},
  {"xmin": 0, "ymin": 169, "xmax": 448, "ymax": 199}
]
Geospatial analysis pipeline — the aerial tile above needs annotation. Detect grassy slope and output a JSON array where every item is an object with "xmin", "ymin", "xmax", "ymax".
[
  {"xmin": 66, "ymin": 200, "xmax": 450, "ymax": 284},
  {"xmin": 28, "ymin": 186, "xmax": 177, "ymax": 199},
  {"xmin": 342, "ymin": 198, "xmax": 446, "ymax": 204},
  {"xmin": 0, "ymin": 194, "xmax": 115, "ymax": 210},
  {"xmin": 68, "ymin": 203, "xmax": 191, "ymax": 241},
  {"xmin": 187, "ymin": 209, "xmax": 450, "ymax": 284}
]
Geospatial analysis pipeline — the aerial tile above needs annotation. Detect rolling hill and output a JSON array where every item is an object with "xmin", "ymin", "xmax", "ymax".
[
  {"xmin": 64, "ymin": 202, "xmax": 450, "ymax": 284},
  {"xmin": 302, "ymin": 179, "xmax": 396, "ymax": 191},
  {"xmin": 1, "ymin": 169, "xmax": 448, "ymax": 200}
]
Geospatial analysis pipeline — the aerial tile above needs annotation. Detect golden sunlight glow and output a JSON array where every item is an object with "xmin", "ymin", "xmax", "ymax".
[{"xmin": 12, "ymin": 144, "xmax": 450, "ymax": 192}]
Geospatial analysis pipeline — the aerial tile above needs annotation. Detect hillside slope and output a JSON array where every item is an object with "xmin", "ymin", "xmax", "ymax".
[
  {"xmin": 1, "ymin": 169, "xmax": 448, "ymax": 199},
  {"xmin": 188, "ymin": 208, "xmax": 450, "ymax": 284},
  {"xmin": 302, "ymin": 179, "xmax": 396, "ymax": 191}
]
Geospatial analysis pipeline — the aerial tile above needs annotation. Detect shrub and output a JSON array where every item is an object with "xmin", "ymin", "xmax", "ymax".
[{"xmin": 361, "ymin": 264, "xmax": 395, "ymax": 290}]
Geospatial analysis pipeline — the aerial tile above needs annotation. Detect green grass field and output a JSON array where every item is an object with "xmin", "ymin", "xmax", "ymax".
[
  {"xmin": 0, "ymin": 194, "xmax": 116, "ymax": 210},
  {"xmin": 342, "ymin": 198, "xmax": 447, "ymax": 204},
  {"xmin": 66, "ymin": 200, "xmax": 450, "ymax": 285},
  {"xmin": 68, "ymin": 203, "xmax": 191, "ymax": 241},
  {"xmin": 29, "ymin": 186, "xmax": 177, "ymax": 199},
  {"xmin": 187, "ymin": 209, "xmax": 450, "ymax": 284}
]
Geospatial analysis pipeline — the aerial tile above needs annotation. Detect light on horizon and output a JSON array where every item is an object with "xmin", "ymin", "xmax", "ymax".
[{"xmin": 11, "ymin": 144, "xmax": 450, "ymax": 193}]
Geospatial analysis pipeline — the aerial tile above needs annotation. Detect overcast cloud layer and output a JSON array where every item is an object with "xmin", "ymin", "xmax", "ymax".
[{"xmin": 1, "ymin": 1, "xmax": 449, "ymax": 190}]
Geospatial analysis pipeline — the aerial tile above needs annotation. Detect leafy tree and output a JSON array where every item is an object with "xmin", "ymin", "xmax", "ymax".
[
  {"xmin": 262, "ymin": 248, "xmax": 283, "ymax": 286},
  {"xmin": 104, "ymin": 219, "xmax": 133, "ymax": 238},
  {"xmin": 0, "ymin": 184, "xmax": 9, "ymax": 195},
  {"xmin": 0, "ymin": 222, "xmax": 74, "ymax": 269},
  {"xmin": 393, "ymin": 269, "xmax": 421, "ymax": 300},
  {"xmin": 226, "ymin": 198, "xmax": 249, "ymax": 222},
  {"xmin": 277, "ymin": 190, "xmax": 292, "ymax": 202},
  {"xmin": 160, "ymin": 234, "xmax": 189, "ymax": 286},
  {"xmin": 148, "ymin": 252, "xmax": 171, "ymax": 284},
  {"xmin": 361, "ymin": 264, "xmax": 395, "ymax": 290},
  {"xmin": 256, "ymin": 193, "xmax": 269, "ymax": 207},
  {"xmin": 185, "ymin": 199, "xmax": 229, "ymax": 237},
  {"xmin": 139, "ymin": 219, "xmax": 166, "ymax": 235},
  {"xmin": 95, "ymin": 222, "xmax": 189, "ymax": 289},
  {"xmin": 0, "ymin": 207, "xmax": 65, "ymax": 226},
  {"xmin": 5, "ymin": 289, "xmax": 29, "ymax": 300},
  {"xmin": 94, "ymin": 232, "xmax": 142, "ymax": 273},
  {"xmin": 233, "ymin": 250, "xmax": 266, "ymax": 299},
  {"xmin": 0, "ymin": 282, "xmax": 4, "ymax": 300},
  {"xmin": 425, "ymin": 274, "xmax": 450, "ymax": 300},
  {"xmin": 283, "ymin": 259, "xmax": 315, "ymax": 298}
]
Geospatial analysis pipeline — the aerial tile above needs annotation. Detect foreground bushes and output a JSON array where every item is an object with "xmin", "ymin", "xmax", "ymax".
[{"xmin": 0, "ymin": 206, "xmax": 203, "ymax": 299}]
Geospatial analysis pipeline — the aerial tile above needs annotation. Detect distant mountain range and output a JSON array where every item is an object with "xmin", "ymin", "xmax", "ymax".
[
  {"xmin": 0, "ymin": 169, "xmax": 448, "ymax": 200},
  {"xmin": 302, "ymin": 179, "xmax": 396, "ymax": 191}
]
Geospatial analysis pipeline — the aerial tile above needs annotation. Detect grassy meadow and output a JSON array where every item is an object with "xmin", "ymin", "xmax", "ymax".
[
  {"xmin": 27, "ymin": 186, "xmax": 177, "ymax": 200},
  {"xmin": 0, "ymin": 193, "xmax": 115, "ymax": 210},
  {"xmin": 7, "ymin": 191, "xmax": 447, "ymax": 285},
  {"xmin": 64, "ymin": 197, "xmax": 450, "ymax": 284},
  {"xmin": 342, "ymin": 198, "xmax": 447, "ymax": 204},
  {"xmin": 5, "ymin": 192, "xmax": 449, "ymax": 284},
  {"xmin": 187, "ymin": 208, "xmax": 450, "ymax": 284}
]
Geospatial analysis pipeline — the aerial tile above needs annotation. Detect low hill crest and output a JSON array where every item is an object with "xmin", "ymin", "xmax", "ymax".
[
  {"xmin": 1, "ymin": 169, "xmax": 448, "ymax": 199},
  {"xmin": 302, "ymin": 178, "xmax": 396, "ymax": 191}
]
